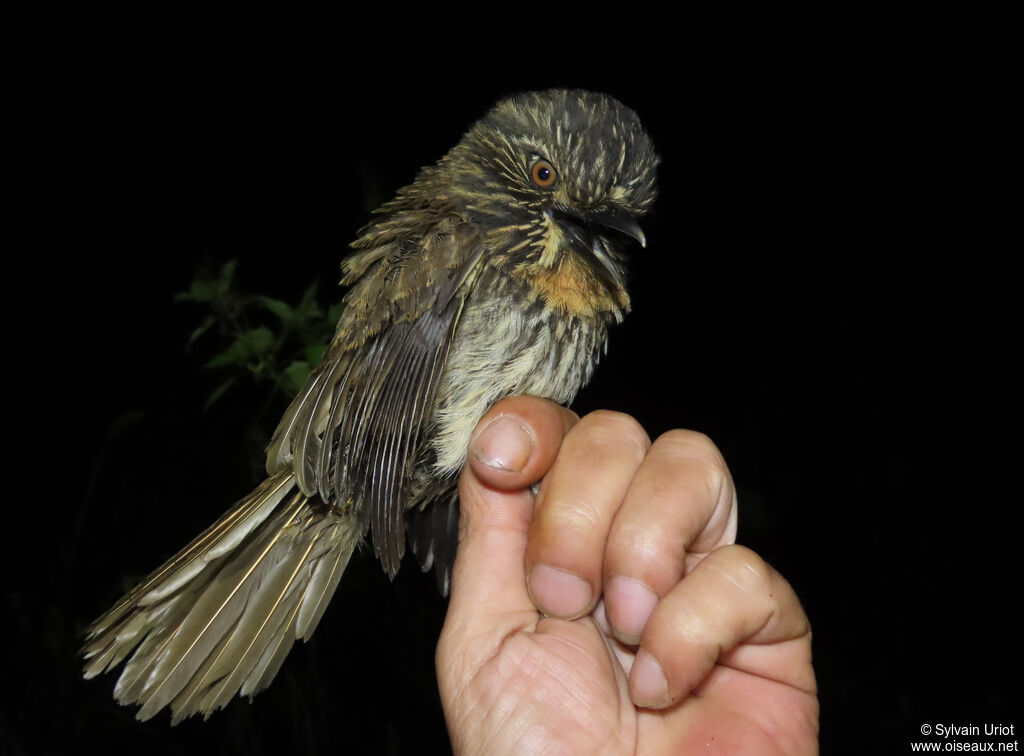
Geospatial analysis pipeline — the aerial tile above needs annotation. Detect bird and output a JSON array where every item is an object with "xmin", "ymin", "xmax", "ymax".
[{"xmin": 82, "ymin": 88, "xmax": 659, "ymax": 723}]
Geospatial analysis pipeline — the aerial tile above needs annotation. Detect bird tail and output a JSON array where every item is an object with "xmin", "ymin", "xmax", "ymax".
[{"xmin": 81, "ymin": 471, "xmax": 361, "ymax": 724}]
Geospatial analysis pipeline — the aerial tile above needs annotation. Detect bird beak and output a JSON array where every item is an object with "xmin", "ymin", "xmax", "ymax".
[
  {"xmin": 545, "ymin": 205, "xmax": 644, "ymax": 289},
  {"xmin": 546, "ymin": 205, "xmax": 647, "ymax": 250},
  {"xmin": 578, "ymin": 206, "xmax": 647, "ymax": 249}
]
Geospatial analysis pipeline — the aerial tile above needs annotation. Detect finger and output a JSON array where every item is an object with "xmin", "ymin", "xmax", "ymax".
[
  {"xmin": 525, "ymin": 410, "xmax": 651, "ymax": 620},
  {"xmin": 441, "ymin": 397, "xmax": 578, "ymax": 663},
  {"xmin": 465, "ymin": 395, "xmax": 579, "ymax": 491},
  {"xmin": 629, "ymin": 545, "xmax": 815, "ymax": 709},
  {"xmin": 603, "ymin": 430, "xmax": 738, "ymax": 644}
]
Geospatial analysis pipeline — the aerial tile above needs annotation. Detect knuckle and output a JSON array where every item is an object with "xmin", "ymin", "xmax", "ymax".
[
  {"xmin": 655, "ymin": 429, "xmax": 721, "ymax": 460},
  {"xmin": 579, "ymin": 410, "xmax": 650, "ymax": 460},
  {"xmin": 702, "ymin": 457, "xmax": 730, "ymax": 505},
  {"xmin": 653, "ymin": 430, "xmax": 731, "ymax": 501},
  {"xmin": 549, "ymin": 494, "xmax": 603, "ymax": 535},
  {"xmin": 715, "ymin": 544, "xmax": 772, "ymax": 591}
]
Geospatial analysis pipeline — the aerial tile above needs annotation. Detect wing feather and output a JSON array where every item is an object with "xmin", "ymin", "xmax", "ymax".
[
  {"xmin": 291, "ymin": 357, "xmax": 350, "ymax": 494},
  {"xmin": 265, "ymin": 222, "xmax": 484, "ymax": 578},
  {"xmin": 84, "ymin": 214, "xmax": 494, "ymax": 722}
]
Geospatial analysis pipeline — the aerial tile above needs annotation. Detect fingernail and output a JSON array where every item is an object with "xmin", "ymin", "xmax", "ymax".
[
  {"xmin": 631, "ymin": 649, "xmax": 669, "ymax": 707},
  {"xmin": 470, "ymin": 415, "xmax": 534, "ymax": 472},
  {"xmin": 528, "ymin": 564, "xmax": 593, "ymax": 619},
  {"xmin": 605, "ymin": 576, "xmax": 658, "ymax": 644}
]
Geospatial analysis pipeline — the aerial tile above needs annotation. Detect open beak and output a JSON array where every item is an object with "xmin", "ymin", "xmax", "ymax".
[
  {"xmin": 578, "ymin": 206, "xmax": 647, "ymax": 248},
  {"xmin": 545, "ymin": 205, "xmax": 646, "ymax": 286},
  {"xmin": 547, "ymin": 205, "xmax": 646, "ymax": 250}
]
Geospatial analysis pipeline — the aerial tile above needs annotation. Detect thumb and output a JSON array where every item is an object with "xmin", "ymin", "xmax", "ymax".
[{"xmin": 440, "ymin": 396, "xmax": 577, "ymax": 665}]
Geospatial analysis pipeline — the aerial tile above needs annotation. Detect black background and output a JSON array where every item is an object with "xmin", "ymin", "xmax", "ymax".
[{"xmin": 6, "ymin": 6, "xmax": 1019, "ymax": 754}]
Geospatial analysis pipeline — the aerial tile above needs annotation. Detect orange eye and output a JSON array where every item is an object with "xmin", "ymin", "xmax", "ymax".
[{"xmin": 530, "ymin": 159, "xmax": 556, "ymax": 187}]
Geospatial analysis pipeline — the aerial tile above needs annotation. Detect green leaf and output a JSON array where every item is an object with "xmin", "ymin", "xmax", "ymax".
[
  {"xmin": 304, "ymin": 344, "xmax": 326, "ymax": 365},
  {"xmin": 244, "ymin": 326, "xmax": 275, "ymax": 355},
  {"xmin": 219, "ymin": 259, "xmax": 238, "ymax": 285},
  {"xmin": 204, "ymin": 339, "xmax": 248, "ymax": 369},
  {"xmin": 177, "ymin": 259, "xmax": 347, "ymax": 413},
  {"xmin": 213, "ymin": 260, "xmax": 238, "ymax": 301},
  {"xmin": 283, "ymin": 360, "xmax": 313, "ymax": 394},
  {"xmin": 298, "ymin": 281, "xmax": 316, "ymax": 306},
  {"xmin": 204, "ymin": 327, "xmax": 275, "ymax": 369},
  {"xmin": 291, "ymin": 282, "xmax": 325, "ymax": 334},
  {"xmin": 204, "ymin": 375, "xmax": 239, "ymax": 409},
  {"xmin": 187, "ymin": 315, "xmax": 217, "ymax": 346},
  {"xmin": 259, "ymin": 296, "xmax": 295, "ymax": 323},
  {"xmin": 175, "ymin": 259, "xmax": 238, "ymax": 304},
  {"xmin": 181, "ymin": 278, "xmax": 219, "ymax": 303},
  {"xmin": 326, "ymin": 302, "xmax": 345, "ymax": 328}
]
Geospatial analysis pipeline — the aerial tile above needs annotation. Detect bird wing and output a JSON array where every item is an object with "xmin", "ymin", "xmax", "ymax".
[{"xmin": 266, "ymin": 218, "xmax": 484, "ymax": 578}]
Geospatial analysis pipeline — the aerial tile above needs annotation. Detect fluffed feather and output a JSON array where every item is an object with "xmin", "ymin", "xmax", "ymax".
[{"xmin": 82, "ymin": 472, "xmax": 360, "ymax": 722}]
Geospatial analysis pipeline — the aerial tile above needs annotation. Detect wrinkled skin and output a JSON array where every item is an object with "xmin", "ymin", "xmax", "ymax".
[{"xmin": 437, "ymin": 396, "xmax": 818, "ymax": 755}]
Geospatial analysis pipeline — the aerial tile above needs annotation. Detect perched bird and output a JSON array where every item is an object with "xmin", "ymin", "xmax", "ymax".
[{"xmin": 82, "ymin": 88, "xmax": 658, "ymax": 723}]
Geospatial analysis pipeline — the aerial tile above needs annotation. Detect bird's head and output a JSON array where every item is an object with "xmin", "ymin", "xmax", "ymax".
[{"xmin": 444, "ymin": 89, "xmax": 658, "ymax": 285}]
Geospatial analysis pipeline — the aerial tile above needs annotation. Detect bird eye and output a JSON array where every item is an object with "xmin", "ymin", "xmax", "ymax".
[{"xmin": 530, "ymin": 159, "xmax": 556, "ymax": 188}]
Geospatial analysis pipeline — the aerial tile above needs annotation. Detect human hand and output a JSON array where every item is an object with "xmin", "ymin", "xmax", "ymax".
[{"xmin": 436, "ymin": 396, "xmax": 818, "ymax": 755}]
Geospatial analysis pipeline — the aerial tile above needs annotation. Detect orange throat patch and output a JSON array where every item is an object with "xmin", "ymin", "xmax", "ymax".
[{"xmin": 518, "ymin": 250, "xmax": 630, "ymax": 319}]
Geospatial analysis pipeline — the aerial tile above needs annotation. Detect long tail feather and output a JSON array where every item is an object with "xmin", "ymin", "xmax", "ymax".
[{"xmin": 82, "ymin": 472, "xmax": 360, "ymax": 723}]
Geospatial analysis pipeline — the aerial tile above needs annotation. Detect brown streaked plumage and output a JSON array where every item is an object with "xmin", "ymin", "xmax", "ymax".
[{"xmin": 82, "ymin": 88, "xmax": 658, "ymax": 723}]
